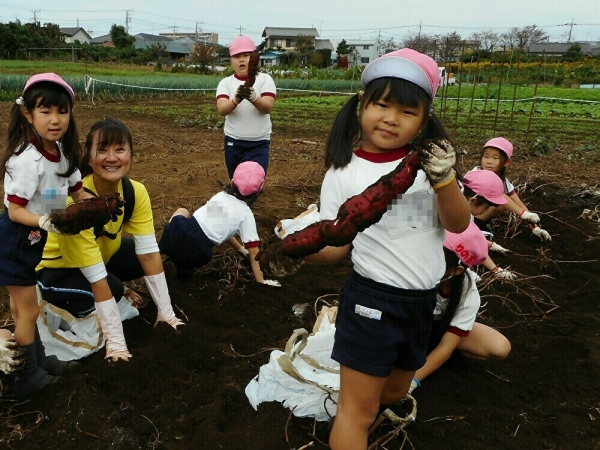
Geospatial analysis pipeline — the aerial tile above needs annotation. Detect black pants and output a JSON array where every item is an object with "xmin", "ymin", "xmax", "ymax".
[{"xmin": 37, "ymin": 238, "xmax": 145, "ymax": 318}]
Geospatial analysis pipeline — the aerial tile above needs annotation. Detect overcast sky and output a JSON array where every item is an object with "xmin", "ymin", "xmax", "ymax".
[{"xmin": 1, "ymin": 0, "xmax": 598, "ymax": 46}]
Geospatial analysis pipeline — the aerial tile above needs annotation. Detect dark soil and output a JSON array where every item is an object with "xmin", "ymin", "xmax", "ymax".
[{"xmin": 0, "ymin": 97, "xmax": 599, "ymax": 450}]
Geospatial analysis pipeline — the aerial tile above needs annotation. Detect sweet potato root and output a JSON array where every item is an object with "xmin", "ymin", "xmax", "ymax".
[
  {"xmin": 47, "ymin": 192, "xmax": 124, "ymax": 235},
  {"xmin": 244, "ymin": 51, "xmax": 260, "ymax": 87},
  {"xmin": 281, "ymin": 150, "xmax": 420, "ymax": 258}
]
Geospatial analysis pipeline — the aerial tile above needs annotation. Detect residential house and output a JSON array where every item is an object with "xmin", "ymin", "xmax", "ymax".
[
  {"xmin": 60, "ymin": 27, "xmax": 92, "ymax": 44},
  {"xmin": 135, "ymin": 33, "xmax": 226, "ymax": 60},
  {"xmin": 90, "ymin": 34, "xmax": 114, "ymax": 47},
  {"xmin": 159, "ymin": 32, "xmax": 218, "ymax": 44},
  {"xmin": 262, "ymin": 27, "xmax": 319, "ymax": 50},
  {"xmin": 345, "ymin": 40, "xmax": 379, "ymax": 67},
  {"xmin": 260, "ymin": 50, "xmax": 284, "ymax": 66}
]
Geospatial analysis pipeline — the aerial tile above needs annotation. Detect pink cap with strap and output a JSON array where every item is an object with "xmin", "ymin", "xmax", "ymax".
[
  {"xmin": 463, "ymin": 170, "xmax": 507, "ymax": 205},
  {"xmin": 484, "ymin": 137, "xmax": 513, "ymax": 158},
  {"xmin": 233, "ymin": 161, "xmax": 265, "ymax": 196},
  {"xmin": 23, "ymin": 73, "xmax": 75, "ymax": 105}
]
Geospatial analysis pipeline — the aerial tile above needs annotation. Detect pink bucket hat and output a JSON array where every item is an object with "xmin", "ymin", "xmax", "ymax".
[
  {"xmin": 484, "ymin": 137, "xmax": 513, "ymax": 158},
  {"xmin": 23, "ymin": 73, "xmax": 75, "ymax": 105},
  {"xmin": 361, "ymin": 48, "xmax": 441, "ymax": 99},
  {"xmin": 463, "ymin": 170, "xmax": 507, "ymax": 205},
  {"xmin": 229, "ymin": 36, "xmax": 256, "ymax": 56},
  {"xmin": 233, "ymin": 161, "xmax": 265, "ymax": 196},
  {"xmin": 444, "ymin": 221, "xmax": 489, "ymax": 267}
]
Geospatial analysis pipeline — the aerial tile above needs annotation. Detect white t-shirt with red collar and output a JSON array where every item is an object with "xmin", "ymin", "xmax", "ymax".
[
  {"xmin": 4, "ymin": 142, "xmax": 82, "ymax": 215},
  {"xmin": 433, "ymin": 269, "xmax": 480, "ymax": 337},
  {"xmin": 319, "ymin": 146, "xmax": 445, "ymax": 290},
  {"xmin": 216, "ymin": 72, "xmax": 277, "ymax": 141}
]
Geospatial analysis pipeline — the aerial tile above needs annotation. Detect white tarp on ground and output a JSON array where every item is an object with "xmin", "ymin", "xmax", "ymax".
[
  {"xmin": 37, "ymin": 290, "xmax": 139, "ymax": 361},
  {"xmin": 245, "ymin": 307, "xmax": 339, "ymax": 421}
]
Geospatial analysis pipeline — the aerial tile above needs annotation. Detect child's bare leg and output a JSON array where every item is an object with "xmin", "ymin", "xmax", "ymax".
[
  {"xmin": 458, "ymin": 323, "xmax": 511, "ymax": 360},
  {"xmin": 169, "ymin": 208, "xmax": 190, "ymax": 223},
  {"xmin": 379, "ymin": 367, "xmax": 414, "ymax": 405},
  {"xmin": 329, "ymin": 365, "xmax": 387, "ymax": 450},
  {"xmin": 6, "ymin": 285, "xmax": 39, "ymax": 345}
]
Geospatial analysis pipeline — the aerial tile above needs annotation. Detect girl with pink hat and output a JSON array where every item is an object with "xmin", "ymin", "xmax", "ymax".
[
  {"xmin": 471, "ymin": 137, "xmax": 551, "ymax": 242},
  {"xmin": 408, "ymin": 222, "xmax": 511, "ymax": 395},
  {"xmin": 462, "ymin": 169, "xmax": 517, "ymax": 281},
  {"xmin": 216, "ymin": 36, "xmax": 277, "ymax": 179},
  {"xmin": 301, "ymin": 48, "xmax": 471, "ymax": 449},
  {"xmin": 0, "ymin": 73, "xmax": 89, "ymax": 399}
]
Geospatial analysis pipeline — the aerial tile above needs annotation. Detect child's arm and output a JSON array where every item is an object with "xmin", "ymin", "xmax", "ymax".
[
  {"xmin": 71, "ymin": 187, "xmax": 93, "ymax": 202},
  {"xmin": 248, "ymin": 246, "xmax": 272, "ymax": 285},
  {"xmin": 413, "ymin": 331, "xmax": 462, "ymax": 383},
  {"xmin": 216, "ymin": 97, "xmax": 238, "ymax": 116},
  {"xmin": 304, "ymin": 244, "xmax": 351, "ymax": 265},
  {"xmin": 435, "ymin": 180, "xmax": 471, "ymax": 233},
  {"xmin": 7, "ymin": 202, "xmax": 41, "ymax": 228},
  {"xmin": 483, "ymin": 255, "xmax": 516, "ymax": 280},
  {"xmin": 249, "ymin": 94, "xmax": 275, "ymax": 114}
]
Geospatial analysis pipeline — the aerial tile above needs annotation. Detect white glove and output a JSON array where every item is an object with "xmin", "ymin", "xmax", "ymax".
[
  {"xmin": 145, "ymin": 273, "xmax": 185, "ymax": 330},
  {"xmin": 490, "ymin": 242, "xmax": 510, "ymax": 255},
  {"xmin": 408, "ymin": 378, "xmax": 420, "ymax": 394},
  {"xmin": 38, "ymin": 214, "xmax": 62, "ymax": 234},
  {"xmin": 274, "ymin": 204, "xmax": 320, "ymax": 239},
  {"xmin": 532, "ymin": 226, "xmax": 552, "ymax": 241},
  {"xmin": 418, "ymin": 139, "xmax": 457, "ymax": 189},
  {"xmin": 263, "ymin": 279, "xmax": 281, "ymax": 287},
  {"xmin": 95, "ymin": 298, "xmax": 132, "ymax": 362},
  {"xmin": 0, "ymin": 337, "xmax": 25, "ymax": 374},
  {"xmin": 246, "ymin": 87, "xmax": 258, "ymax": 103},
  {"xmin": 238, "ymin": 247, "xmax": 250, "ymax": 258},
  {"xmin": 519, "ymin": 210, "xmax": 540, "ymax": 224},
  {"xmin": 492, "ymin": 266, "xmax": 516, "ymax": 281}
]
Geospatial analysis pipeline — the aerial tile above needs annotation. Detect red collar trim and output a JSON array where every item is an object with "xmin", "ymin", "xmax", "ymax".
[
  {"xmin": 31, "ymin": 139, "xmax": 61, "ymax": 162},
  {"xmin": 354, "ymin": 145, "xmax": 411, "ymax": 163},
  {"xmin": 234, "ymin": 74, "xmax": 248, "ymax": 81}
]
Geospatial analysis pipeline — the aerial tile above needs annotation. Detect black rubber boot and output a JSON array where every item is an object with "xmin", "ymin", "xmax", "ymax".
[
  {"xmin": 34, "ymin": 325, "xmax": 80, "ymax": 376},
  {"xmin": 15, "ymin": 342, "xmax": 59, "ymax": 400}
]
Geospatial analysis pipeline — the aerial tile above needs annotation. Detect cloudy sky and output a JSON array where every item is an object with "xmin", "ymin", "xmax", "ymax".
[{"xmin": 1, "ymin": 0, "xmax": 598, "ymax": 46}]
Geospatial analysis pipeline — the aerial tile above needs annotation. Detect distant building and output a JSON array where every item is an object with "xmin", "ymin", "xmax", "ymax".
[
  {"xmin": 90, "ymin": 34, "xmax": 114, "ymax": 47},
  {"xmin": 262, "ymin": 27, "xmax": 319, "ymax": 50},
  {"xmin": 60, "ymin": 27, "xmax": 92, "ymax": 44},
  {"xmin": 134, "ymin": 33, "xmax": 226, "ymax": 60},
  {"xmin": 159, "ymin": 32, "xmax": 218, "ymax": 44},
  {"xmin": 345, "ymin": 40, "xmax": 379, "ymax": 67},
  {"xmin": 529, "ymin": 41, "xmax": 599, "ymax": 57}
]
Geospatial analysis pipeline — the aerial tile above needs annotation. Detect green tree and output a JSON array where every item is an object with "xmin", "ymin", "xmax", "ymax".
[
  {"xmin": 190, "ymin": 44, "xmax": 218, "ymax": 72},
  {"xmin": 110, "ymin": 24, "xmax": 135, "ymax": 50},
  {"xmin": 295, "ymin": 35, "xmax": 315, "ymax": 67},
  {"xmin": 564, "ymin": 44, "xmax": 583, "ymax": 62}
]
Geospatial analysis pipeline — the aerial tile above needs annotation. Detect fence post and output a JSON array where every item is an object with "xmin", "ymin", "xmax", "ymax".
[{"xmin": 527, "ymin": 51, "xmax": 544, "ymax": 133}]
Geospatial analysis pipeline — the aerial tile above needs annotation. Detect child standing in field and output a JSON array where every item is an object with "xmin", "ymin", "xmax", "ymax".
[
  {"xmin": 159, "ymin": 161, "xmax": 280, "ymax": 287},
  {"xmin": 216, "ymin": 36, "xmax": 277, "ymax": 179},
  {"xmin": 0, "ymin": 73, "xmax": 87, "ymax": 399},
  {"xmin": 471, "ymin": 137, "xmax": 551, "ymax": 242},
  {"xmin": 461, "ymin": 170, "xmax": 516, "ymax": 280},
  {"xmin": 302, "ymin": 49, "xmax": 471, "ymax": 450},
  {"xmin": 408, "ymin": 221, "xmax": 511, "ymax": 395}
]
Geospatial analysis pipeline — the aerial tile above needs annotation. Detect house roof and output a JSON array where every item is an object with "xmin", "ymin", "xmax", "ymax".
[
  {"xmin": 135, "ymin": 33, "xmax": 173, "ymax": 43},
  {"xmin": 315, "ymin": 39, "xmax": 334, "ymax": 51},
  {"xmin": 262, "ymin": 27, "xmax": 319, "ymax": 38},
  {"xmin": 529, "ymin": 42, "xmax": 592, "ymax": 53},
  {"xmin": 90, "ymin": 34, "xmax": 112, "ymax": 44},
  {"xmin": 60, "ymin": 27, "xmax": 92, "ymax": 40}
]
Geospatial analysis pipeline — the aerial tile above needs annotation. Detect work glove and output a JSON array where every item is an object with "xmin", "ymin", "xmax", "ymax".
[
  {"xmin": 263, "ymin": 279, "xmax": 281, "ymax": 287},
  {"xmin": 233, "ymin": 85, "xmax": 247, "ymax": 104},
  {"xmin": 408, "ymin": 378, "xmax": 420, "ymax": 394},
  {"xmin": 519, "ymin": 210, "xmax": 540, "ymax": 224},
  {"xmin": 490, "ymin": 242, "xmax": 510, "ymax": 255},
  {"xmin": 237, "ymin": 247, "xmax": 250, "ymax": 258},
  {"xmin": 38, "ymin": 214, "xmax": 63, "ymax": 234},
  {"xmin": 532, "ymin": 226, "xmax": 552, "ymax": 241},
  {"xmin": 492, "ymin": 266, "xmax": 516, "ymax": 281},
  {"xmin": 145, "ymin": 273, "xmax": 185, "ymax": 330},
  {"xmin": 95, "ymin": 298, "xmax": 132, "ymax": 362},
  {"xmin": 245, "ymin": 87, "xmax": 259, "ymax": 103},
  {"xmin": 418, "ymin": 139, "xmax": 457, "ymax": 189},
  {"xmin": 0, "ymin": 337, "xmax": 26, "ymax": 374}
]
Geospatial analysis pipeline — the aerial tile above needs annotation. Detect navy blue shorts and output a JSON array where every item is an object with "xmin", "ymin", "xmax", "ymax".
[
  {"xmin": 331, "ymin": 271, "xmax": 437, "ymax": 377},
  {"xmin": 0, "ymin": 212, "xmax": 47, "ymax": 286},
  {"xmin": 159, "ymin": 215, "xmax": 213, "ymax": 272},
  {"xmin": 224, "ymin": 135, "xmax": 270, "ymax": 179}
]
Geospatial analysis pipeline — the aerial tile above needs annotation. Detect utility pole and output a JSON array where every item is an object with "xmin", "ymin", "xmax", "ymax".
[
  {"xmin": 125, "ymin": 10, "xmax": 134, "ymax": 34},
  {"xmin": 172, "ymin": 23, "xmax": 178, "ymax": 37},
  {"xmin": 31, "ymin": 9, "xmax": 41, "ymax": 24},
  {"xmin": 239, "ymin": 25, "xmax": 242, "ymax": 36},
  {"xmin": 196, "ymin": 21, "xmax": 203, "ymax": 37},
  {"xmin": 567, "ymin": 18, "xmax": 574, "ymax": 43}
]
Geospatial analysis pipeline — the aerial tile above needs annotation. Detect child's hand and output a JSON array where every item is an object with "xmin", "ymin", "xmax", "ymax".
[
  {"xmin": 532, "ymin": 226, "xmax": 552, "ymax": 241},
  {"xmin": 490, "ymin": 242, "xmax": 510, "ymax": 255},
  {"xmin": 233, "ymin": 86, "xmax": 247, "ymax": 104},
  {"xmin": 519, "ymin": 210, "xmax": 540, "ymax": 224},
  {"xmin": 262, "ymin": 279, "xmax": 281, "ymax": 287},
  {"xmin": 237, "ymin": 247, "xmax": 250, "ymax": 258},
  {"xmin": 245, "ymin": 87, "xmax": 258, "ymax": 103},
  {"xmin": 418, "ymin": 139, "xmax": 457, "ymax": 189},
  {"xmin": 492, "ymin": 266, "xmax": 516, "ymax": 281},
  {"xmin": 0, "ymin": 337, "xmax": 25, "ymax": 374},
  {"xmin": 408, "ymin": 378, "xmax": 420, "ymax": 394}
]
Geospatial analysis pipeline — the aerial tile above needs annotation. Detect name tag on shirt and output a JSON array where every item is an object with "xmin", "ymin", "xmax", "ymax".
[{"xmin": 355, "ymin": 304, "xmax": 382, "ymax": 320}]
